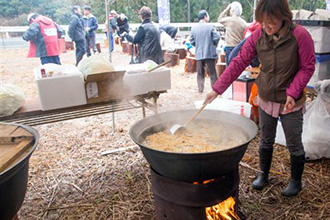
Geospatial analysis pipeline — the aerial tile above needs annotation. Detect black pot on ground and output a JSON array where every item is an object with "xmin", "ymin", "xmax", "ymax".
[
  {"xmin": 0, "ymin": 124, "xmax": 39, "ymax": 220},
  {"xmin": 130, "ymin": 109, "xmax": 258, "ymax": 182}
]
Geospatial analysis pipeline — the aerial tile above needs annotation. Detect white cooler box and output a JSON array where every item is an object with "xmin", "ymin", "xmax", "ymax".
[
  {"xmin": 123, "ymin": 67, "xmax": 171, "ymax": 96},
  {"xmin": 295, "ymin": 20, "xmax": 330, "ymax": 54},
  {"xmin": 34, "ymin": 66, "xmax": 87, "ymax": 111},
  {"xmin": 308, "ymin": 53, "xmax": 330, "ymax": 87}
]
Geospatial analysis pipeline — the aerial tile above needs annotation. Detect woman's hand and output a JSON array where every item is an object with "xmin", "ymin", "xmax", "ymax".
[
  {"xmin": 284, "ymin": 95, "xmax": 295, "ymax": 111},
  {"xmin": 204, "ymin": 90, "xmax": 219, "ymax": 105}
]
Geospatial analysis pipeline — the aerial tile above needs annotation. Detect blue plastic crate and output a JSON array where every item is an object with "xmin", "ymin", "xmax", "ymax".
[{"xmin": 315, "ymin": 53, "xmax": 330, "ymax": 63}]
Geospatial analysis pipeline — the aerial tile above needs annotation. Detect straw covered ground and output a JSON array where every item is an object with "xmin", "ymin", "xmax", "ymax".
[{"xmin": 1, "ymin": 44, "xmax": 329, "ymax": 220}]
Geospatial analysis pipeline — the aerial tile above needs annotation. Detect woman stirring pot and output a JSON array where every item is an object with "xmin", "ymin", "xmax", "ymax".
[{"xmin": 204, "ymin": 0, "xmax": 315, "ymax": 197}]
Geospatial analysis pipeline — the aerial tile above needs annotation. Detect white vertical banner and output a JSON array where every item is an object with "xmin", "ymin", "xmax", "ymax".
[{"xmin": 157, "ymin": 0, "xmax": 171, "ymax": 24}]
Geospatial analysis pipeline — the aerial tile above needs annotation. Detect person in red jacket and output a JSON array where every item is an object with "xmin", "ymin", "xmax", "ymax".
[{"xmin": 23, "ymin": 13, "xmax": 63, "ymax": 65}]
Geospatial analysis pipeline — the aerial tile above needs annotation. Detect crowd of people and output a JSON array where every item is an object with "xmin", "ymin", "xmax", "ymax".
[
  {"xmin": 22, "ymin": 5, "xmax": 180, "ymax": 66},
  {"xmin": 23, "ymin": 5, "xmax": 132, "ymax": 65}
]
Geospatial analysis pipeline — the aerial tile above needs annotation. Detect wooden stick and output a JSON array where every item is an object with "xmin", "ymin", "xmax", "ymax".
[
  {"xmin": 184, "ymin": 103, "xmax": 208, "ymax": 127},
  {"xmin": 45, "ymin": 204, "xmax": 93, "ymax": 211},
  {"xmin": 100, "ymin": 145, "xmax": 138, "ymax": 156},
  {"xmin": 148, "ymin": 60, "xmax": 171, "ymax": 72}
]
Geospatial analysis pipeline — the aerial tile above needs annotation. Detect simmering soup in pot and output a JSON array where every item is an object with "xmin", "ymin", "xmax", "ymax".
[{"xmin": 144, "ymin": 120, "xmax": 248, "ymax": 153}]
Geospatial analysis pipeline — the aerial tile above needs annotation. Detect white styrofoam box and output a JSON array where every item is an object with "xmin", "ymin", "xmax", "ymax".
[
  {"xmin": 295, "ymin": 20, "xmax": 330, "ymax": 54},
  {"xmin": 123, "ymin": 67, "xmax": 171, "ymax": 96},
  {"xmin": 194, "ymin": 98, "xmax": 251, "ymax": 118},
  {"xmin": 34, "ymin": 67, "xmax": 87, "ymax": 111},
  {"xmin": 308, "ymin": 54, "xmax": 330, "ymax": 87},
  {"xmin": 275, "ymin": 120, "xmax": 286, "ymax": 146},
  {"xmin": 315, "ymin": 9, "xmax": 330, "ymax": 20}
]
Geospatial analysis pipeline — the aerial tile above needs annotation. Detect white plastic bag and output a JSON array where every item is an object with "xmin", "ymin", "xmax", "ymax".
[
  {"xmin": 0, "ymin": 84, "xmax": 25, "ymax": 116},
  {"xmin": 125, "ymin": 60, "xmax": 158, "ymax": 74},
  {"xmin": 303, "ymin": 79, "xmax": 330, "ymax": 160},
  {"xmin": 78, "ymin": 54, "xmax": 114, "ymax": 79}
]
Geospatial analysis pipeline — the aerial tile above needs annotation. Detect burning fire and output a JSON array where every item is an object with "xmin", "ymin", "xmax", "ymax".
[
  {"xmin": 193, "ymin": 179, "xmax": 215, "ymax": 185},
  {"xmin": 205, "ymin": 197, "xmax": 240, "ymax": 220}
]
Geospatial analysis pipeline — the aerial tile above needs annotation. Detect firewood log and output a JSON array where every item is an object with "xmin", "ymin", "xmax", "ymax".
[{"xmin": 164, "ymin": 53, "xmax": 180, "ymax": 67}]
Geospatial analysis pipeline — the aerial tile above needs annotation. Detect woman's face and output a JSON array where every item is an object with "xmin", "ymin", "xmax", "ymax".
[{"xmin": 262, "ymin": 14, "xmax": 283, "ymax": 35}]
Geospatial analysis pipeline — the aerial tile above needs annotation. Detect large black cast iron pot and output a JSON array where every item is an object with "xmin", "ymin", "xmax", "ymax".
[
  {"xmin": 130, "ymin": 109, "xmax": 258, "ymax": 182},
  {"xmin": 0, "ymin": 124, "xmax": 39, "ymax": 220}
]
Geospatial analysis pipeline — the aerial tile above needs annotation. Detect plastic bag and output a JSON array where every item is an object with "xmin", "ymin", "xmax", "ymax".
[
  {"xmin": 125, "ymin": 60, "xmax": 158, "ymax": 74},
  {"xmin": 78, "ymin": 54, "xmax": 114, "ymax": 79},
  {"xmin": 0, "ymin": 84, "xmax": 25, "ymax": 116},
  {"xmin": 303, "ymin": 79, "xmax": 330, "ymax": 160}
]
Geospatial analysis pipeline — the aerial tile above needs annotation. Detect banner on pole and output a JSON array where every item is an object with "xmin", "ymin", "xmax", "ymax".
[{"xmin": 157, "ymin": 0, "xmax": 170, "ymax": 24}]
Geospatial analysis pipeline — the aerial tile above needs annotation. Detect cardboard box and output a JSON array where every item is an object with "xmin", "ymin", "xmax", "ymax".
[
  {"xmin": 34, "ymin": 68, "xmax": 87, "ymax": 111},
  {"xmin": 123, "ymin": 67, "xmax": 171, "ymax": 96},
  {"xmin": 85, "ymin": 71, "xmax": 129, "ymax": 104}
]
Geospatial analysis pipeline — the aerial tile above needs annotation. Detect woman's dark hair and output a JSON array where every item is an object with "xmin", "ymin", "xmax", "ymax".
[
  {"xmin": 198, "ymin": 10, "xmax": 208, "ymax": 21},
  {"xmin": 255, "ymin": 0, "xmax": 292, "ymax": 25},
  {"xmin": 139, "ymin": 6, "xmax": 152, "ymax": 20}
]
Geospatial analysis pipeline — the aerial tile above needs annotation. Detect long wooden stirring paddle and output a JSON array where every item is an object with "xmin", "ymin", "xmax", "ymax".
[{"xmin": 170, "ymin": 102, "xmax": 208, "ymax": 134}]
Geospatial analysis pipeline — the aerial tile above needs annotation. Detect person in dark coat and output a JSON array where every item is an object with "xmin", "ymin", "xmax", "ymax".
[
  {"xmin": 159, "ymin": 24, "xmax": 178, "ymax": 39},
  {"xmin": 123, "ymin": 6, "xmax": 164, "ymax": 64},
  {"xmin": 68, "ymin": 6, "xmax": 86, "ymax": 65},
  {"xmin": 81, "ymin": 5, "xmax": 99, "ymax": 57},
  {"xmin": 228, "ymin": 37, "xmax": 260, "ymax": 67},
  {"xmin": 117, "ymin": 13, "xmax": 129, "ymax": 41},
  {"xmin": 190, "ymin": 10, "xmax": 220, "ymax": 93},
  {"xmin": 23, "ymin": 13, "xmax": 63, "ymax": 65}
]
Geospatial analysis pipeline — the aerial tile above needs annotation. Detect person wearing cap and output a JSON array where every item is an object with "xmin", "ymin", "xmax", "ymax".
[
  {"xmin": 22, "ymin": 13, "xmax": 63, "ymax": 65},
  {"xmin": 68, "ymin": 6, "xmax": 86, "ymax": 65},
  {"xmin": 190, "ymin": 10, "xmax": 220, "ymax": 93},
  {"xmin": 105, "ymin": 10, "xmax": 118, "ymax": 52},
  {"xmin": 81, "ymin": 5, "xmax": 99, "ymax": 57},
  {"xmin": 122, "ymin": 6, "xmax": 164, "ymax": 64}
]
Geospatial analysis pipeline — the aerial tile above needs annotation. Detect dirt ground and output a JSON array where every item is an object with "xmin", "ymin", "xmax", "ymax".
[{"xmin": 1, "ymin": 43, "xmax": 329, "ymax": 220}]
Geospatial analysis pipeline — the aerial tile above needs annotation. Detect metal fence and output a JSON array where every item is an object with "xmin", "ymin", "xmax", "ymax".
[{"xmin": 0, "ymin": 23, "xmax": 224, "ymax": 38}]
